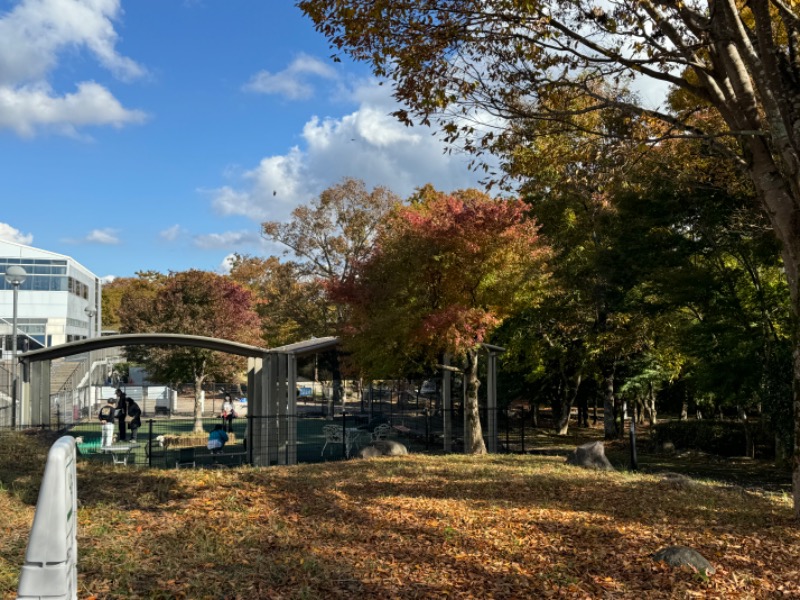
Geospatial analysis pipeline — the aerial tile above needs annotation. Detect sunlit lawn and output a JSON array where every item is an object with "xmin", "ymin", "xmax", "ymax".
[{"xmin": 1, "ymin": 431, "xmax": 798, "ymax": 599}]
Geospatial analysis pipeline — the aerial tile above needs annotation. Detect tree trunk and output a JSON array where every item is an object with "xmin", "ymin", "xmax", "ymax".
[
  {"xmin": 463, "ymin": 347, "xmax": 486, "ymax": 454},
  {"xmin": 743, "ymin": 138, "xmax": 800, "ymax": 518},
  {"xmin": 648, "ymin": 382, "xmax": 657, "ymax": 426},
  {"xmin": 738, "ymin": 405, "xmax": 754, "ymax": 458},
  {"xmin": 193, "ymin": 375, "xmax": 206, "ymax": 433},
  {"xmin": 793, "ymin": 343, "xmax": 800, "ymax": 518},
  {"xmin": 602, "ymin": 366, "xmax": 616, "ymax": 439},
  {"xmin": 554, "ymin": 373, "xmax": 582, "ymax": 435},
  {"xmin": 577, "ymin": 394, "xmax": 589, "ymax": 427},
  {"xmin": 776, "ymin": 433, "xmax": 788, "ymax": 468},
  {"xmin": 680, "ymin": 389, "xmax": 688, "ymax": 421},
  {"xmin": 555, "ymin": 399, "xmax": 570, "ymax": 436}
]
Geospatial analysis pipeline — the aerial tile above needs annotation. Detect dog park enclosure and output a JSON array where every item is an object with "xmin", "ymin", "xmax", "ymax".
[{"xmin": 17, "ymin": 333, "xmax": 502, "ymax": 465}]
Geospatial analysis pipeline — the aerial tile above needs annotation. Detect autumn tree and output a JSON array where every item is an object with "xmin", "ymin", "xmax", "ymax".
[
  {"xmin": 262, "ymin": 177, "xmax": 400, "ymax": 408},
  {"xmin": 261, "ymin": 177, "xmax": 400, "ymax": 296},
  {"xmin": 332, "ymin": 189, "xmax": 550, "ymax": 454},
  {"xmin": 116, "ymin": 270, "xmax": 261, "ymax": 432},
  {"xmin": 300, "ymin": 0, "xmax": 800, "ymax": 515},
  {"xmin": 101, "ymin": 271, "xmax": 165, "ymax": 332},
  {"xmin": 228, "ymin": 254, "xmax": 329, "ymax": 347}
]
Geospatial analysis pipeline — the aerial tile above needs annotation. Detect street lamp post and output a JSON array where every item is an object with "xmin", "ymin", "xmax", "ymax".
[
  {"xmin": 85, "ymin": 306, "xmax": 96, "ymax": 339},
  {"xmin": 85, "ymin": 306, "xmax": 97, "ymax": 413},
  {"xmin": 5, "ymin": 266, "xmax": 27, "ymax": 428}
]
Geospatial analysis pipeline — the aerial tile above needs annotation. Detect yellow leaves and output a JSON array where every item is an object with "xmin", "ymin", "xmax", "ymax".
[{"xmin": 4, "ymin": 452, "xmax": 800, "ymax": 598}]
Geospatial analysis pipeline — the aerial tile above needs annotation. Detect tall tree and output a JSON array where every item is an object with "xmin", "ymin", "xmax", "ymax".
[
  {"xmin": 262, "ymin": 177, "xmax": 399, "ymax": 293},
  {"xmin": 101, "ymin": 271, "xmax": 165, "ymax": 332},
  {"xmin": 300, "ymin": 0, "xmax": 800, "ymax": 515},
  {"xmin": 332, "ymin": 189, "xmax": 550, "ymax": 453},
  {"xmin": 228, "ymin": 254, "xmax": 329, "ymax": 347},
  {"xmin": 116, "ymin": 270, "xmax": 261, "ymax": 432},
  {"xmin": 262, "ymin": 178, "xmax": 400, "ymax": 409}
]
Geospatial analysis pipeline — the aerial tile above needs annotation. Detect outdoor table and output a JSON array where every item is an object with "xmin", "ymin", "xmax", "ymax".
[{"xmin": 99, "ymin": 443, "xmax": 139, "ymax": 466}]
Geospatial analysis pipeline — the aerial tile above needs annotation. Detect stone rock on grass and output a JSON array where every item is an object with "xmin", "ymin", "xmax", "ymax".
[
  {"xmin": 373, "ymin": 440, "xmax": 408, "ymax": 456},
  {"xmin": 357, "ymin": 440, "xmax": 409, "ymax": 459},
  {"xmin": 652, "ymin": 545, "xmax": 716, "ymax": 576},
  {"xmin": 659, "ymin": 472, "xmax": 697, "ymax": 489},
  {"xmin": 565, "ymin": 441, "xmax": 615, "ymax": 471},
  {"xmin": 660, "ymin": 441, "xmax": 676, "ymax": 455}
]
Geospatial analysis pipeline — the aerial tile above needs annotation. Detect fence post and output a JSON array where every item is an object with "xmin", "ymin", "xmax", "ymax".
[
  {"xmin": 147, "ymin": 419, "xmax": 154, "ymax": 468},
  {"xmin": 425, "ymin": 408, "xmax": 430, "ymax": 451},
  {"xmin": 521, "ymin": 413, "xmax": 525, "ymax": 454},
  {"xmin": 505, "ymin": 409, "xmax": 510, "ymax": 453},
  {"xmin": 247, "ymin": 414, "xmax": 253, "ymax": 465},
  {"xmin": 342, "ymin": 412, "xmax": 347, "ymax": 457}
]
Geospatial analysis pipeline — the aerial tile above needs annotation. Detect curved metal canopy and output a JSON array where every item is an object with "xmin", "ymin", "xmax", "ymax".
[{"xmin": 19, "ymin": 333, "xmax": 271, "ymax": 362}]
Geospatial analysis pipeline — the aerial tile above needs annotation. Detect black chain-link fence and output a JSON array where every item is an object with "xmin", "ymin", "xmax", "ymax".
[{"xmin": 0, "ymin": 405, "xmax": 546, "ymax": 469}]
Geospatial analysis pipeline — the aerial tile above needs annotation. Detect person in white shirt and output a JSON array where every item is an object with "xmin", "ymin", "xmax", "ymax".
[{"xmin": 221, "ymin": 394, "xmax": 236, "ymax": 433}]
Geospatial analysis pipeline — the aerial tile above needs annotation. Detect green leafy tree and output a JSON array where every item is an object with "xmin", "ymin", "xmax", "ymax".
[
  {"xmin": 332, "ymin": 189, "xmax": 551, "ymax": 453},
  {"xmin": 117, "ymin": 270, "xmax": 261, "ymax": 432}
]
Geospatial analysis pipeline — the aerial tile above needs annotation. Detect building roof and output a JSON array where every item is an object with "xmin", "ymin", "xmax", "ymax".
[
  {"xmin": 270, "ymin": 336, "xmax": 340, "ymax": 356},
  {"xmin": 0, "ymin": 239, "xmax": 99, "ymax": 279}
]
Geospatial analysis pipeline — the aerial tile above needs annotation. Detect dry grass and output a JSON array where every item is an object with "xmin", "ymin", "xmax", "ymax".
[{"xmin": 1, "ymin": 432, "xmax": 798, "ymax": 599}]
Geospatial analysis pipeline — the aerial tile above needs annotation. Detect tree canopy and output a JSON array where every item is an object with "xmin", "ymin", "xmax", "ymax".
[
  {"xmin": 332, "ymin": 188, "xmax": 550, "ymax": 453},
  {"xmin": 300, "ymin": 0, "xmax": 800, "ymax": 516},
  {"xmin": 116, "ymin": 270, "xmax": 261, "ymax": 431}
]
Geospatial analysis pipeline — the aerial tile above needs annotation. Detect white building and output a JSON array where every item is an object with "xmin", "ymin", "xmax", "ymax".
[{"xmin": 0, "ymin": 240, "xmax": 101, "ymax": 356}]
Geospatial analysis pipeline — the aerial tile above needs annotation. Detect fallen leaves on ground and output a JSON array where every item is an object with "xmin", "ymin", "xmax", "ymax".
[{"xmin": 1, "ymin": 438, "xmax": 798, "ymax": 599}]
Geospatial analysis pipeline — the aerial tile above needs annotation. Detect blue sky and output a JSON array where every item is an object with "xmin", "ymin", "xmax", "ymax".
[{"xmin": 0, "ymin": 0, "xmax": 486, "ymax": 281}]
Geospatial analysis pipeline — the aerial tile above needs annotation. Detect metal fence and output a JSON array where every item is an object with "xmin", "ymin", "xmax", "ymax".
[{"xmin": 0, "ymin": 403, "xmax": 545, "ymax": 469}]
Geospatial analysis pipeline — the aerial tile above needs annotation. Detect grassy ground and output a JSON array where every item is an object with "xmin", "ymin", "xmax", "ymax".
[
  {"xmin": 1, "ymin": 430, "xmax": 798, "ymax": 599},
  {"xmin": 518, "ymin": 421, "xmax": 793, "ymax": 493}
]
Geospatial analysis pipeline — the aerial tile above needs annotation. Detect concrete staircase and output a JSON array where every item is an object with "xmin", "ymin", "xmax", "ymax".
[{"xmin": 50, "ymin": 359, "xmax": 85, "ymax": 395}]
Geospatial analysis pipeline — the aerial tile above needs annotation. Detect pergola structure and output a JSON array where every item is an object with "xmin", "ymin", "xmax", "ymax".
[{"xmin": 18, "ymin": 334, "xmax": 502, "ymax": 464}]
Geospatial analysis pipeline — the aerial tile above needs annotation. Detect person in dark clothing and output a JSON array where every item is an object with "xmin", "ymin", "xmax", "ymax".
[
  {"xmin": 114, "ymin": 388, "xmax": 128, "ymax": 442},
  {"xmin": 127, "ymin": 397, "xmax": 142, "ymax": 442}
]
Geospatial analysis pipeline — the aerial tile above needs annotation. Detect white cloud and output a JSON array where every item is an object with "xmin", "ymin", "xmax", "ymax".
[
  {"xmin": 0, "ymin": 223, "xmax": 33, "ymax": 245},
  {"xmin": 0, "ymin": 0, "xmax": 147, "ymax": 136},
  {"xmin": 160, "ymin": 224, "xmax": 184, "ymax": 242},
  {"xmin": 100, "ymin": 274, "xmax": 116, "ymax": 284},
  {"xmin": 219, "ymin": 253, "xmax": 236, "ymax": 274},
  {"xmin": 209, "ymin": 80, "xmax": 488, "ymax": 223},
  {"xmin": 193, "ymin": 230, "xmax": 262, "ymax": 250},
  {"xmin": 210, "ymin": 148, "xmax": 307, "ymax": 220},
  {"xmin": 0, "ymin": 82, "xmax": 147, "ymax": 137},
  {"xmin": 85, "ymin": 228, "xmax": 120, "ymax": 244},
  {"xmin": 243, "ymin": 53, "xmax": 337, "ymax": 100}
]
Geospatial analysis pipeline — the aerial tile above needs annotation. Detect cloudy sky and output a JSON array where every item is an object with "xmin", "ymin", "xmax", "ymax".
[{"xmin": 0, "ymin": 0, "xmax": 488, "ymax": 280}]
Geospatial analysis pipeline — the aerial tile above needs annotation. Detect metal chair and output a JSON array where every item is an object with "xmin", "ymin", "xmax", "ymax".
[
  {"xmin": 370, "ymin": 423, "xmax": 392, "ymax": 442},
  {"xmin": 321, "ymin": 425, "xmax": 344, "ymax": 456}
]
